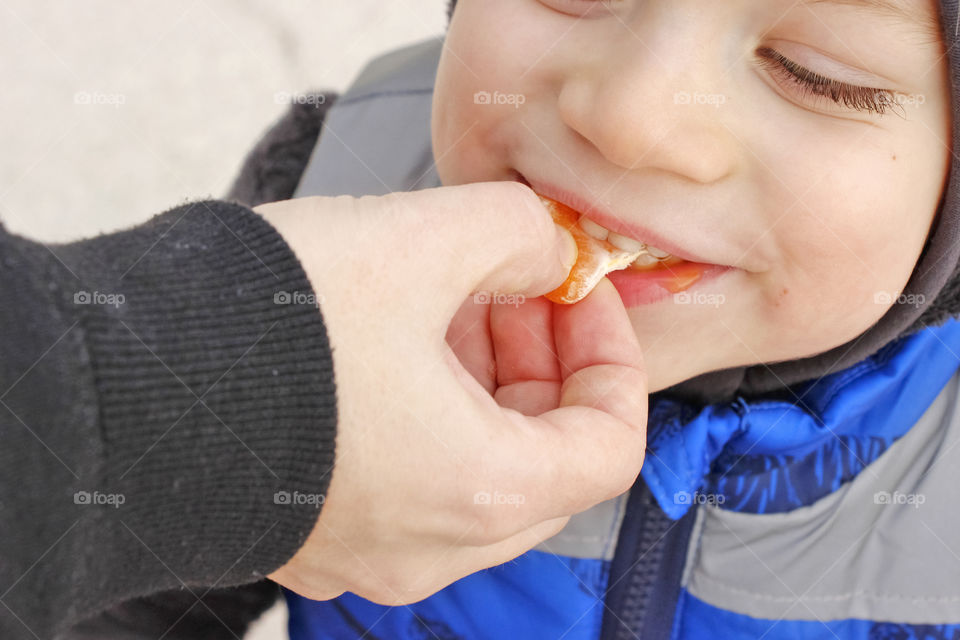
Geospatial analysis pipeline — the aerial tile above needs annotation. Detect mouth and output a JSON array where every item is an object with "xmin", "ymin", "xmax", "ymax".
[
  {"xmin": 515, "ymin": 172, "xmax": 718, "ymax": 267},
  {"xmin": 514, "ymin": 171, "xmax": 734, "ymax": 307}
]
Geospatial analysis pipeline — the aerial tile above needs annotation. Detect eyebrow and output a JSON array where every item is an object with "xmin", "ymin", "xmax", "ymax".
[{"xmin": 802, "ymin": 0, "xmax": 942, "ymax": 42}]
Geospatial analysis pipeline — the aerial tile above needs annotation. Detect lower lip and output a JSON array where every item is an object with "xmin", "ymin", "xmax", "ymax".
[
  {"xmin": 511, "ymin": 171, "xmax": 734, "ymax": 306},
  {"xmin": 607, "ymin": 261, "xmax": 733, "ymax": 307}
]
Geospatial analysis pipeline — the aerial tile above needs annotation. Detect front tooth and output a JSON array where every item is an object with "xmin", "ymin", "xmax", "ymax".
[
  {"xmin": 607, "ymin": 231, "xmax": 647, "ymax": 253},
  {"xmin": 631, "ymin": 253, "xmax": 662, "ymax": 268},
  {"xmin": 646, "ymin": 245, "xmax": 672, "ymax": 259},
  {"xmin": 578, "ymin": 216, "xmax": 609, "ymax": 241}
]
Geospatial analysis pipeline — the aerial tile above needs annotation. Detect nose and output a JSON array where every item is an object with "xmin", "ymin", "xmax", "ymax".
[{"xmin": 556, "ymin": 19, "xmax": 737, "ymax": 185}]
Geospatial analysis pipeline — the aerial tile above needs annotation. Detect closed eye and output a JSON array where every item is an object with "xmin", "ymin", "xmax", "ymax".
[{"xmin": 756, "ymin": 46, "xmax": 904, "ymax": 117}]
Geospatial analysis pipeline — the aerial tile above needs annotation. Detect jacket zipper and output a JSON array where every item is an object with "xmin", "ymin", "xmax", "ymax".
[{"xmin": 599, "ymin": 475, "xmax": 699, "ymax": 640}]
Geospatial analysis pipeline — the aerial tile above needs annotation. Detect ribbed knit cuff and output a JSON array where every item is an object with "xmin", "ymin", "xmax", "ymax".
[{"xmin": 57, "ymin": 199, "xmax": 337, "ymax": 588}]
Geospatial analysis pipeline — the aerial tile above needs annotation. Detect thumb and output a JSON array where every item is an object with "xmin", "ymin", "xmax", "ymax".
[{"xmin": 390, "ymin": 181, "xmax": 577, "ymax": 319}]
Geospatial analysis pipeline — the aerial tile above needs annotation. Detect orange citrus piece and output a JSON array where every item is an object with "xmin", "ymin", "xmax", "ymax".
[{"xmin": 539, "ymin": 195, "xmax": 644, "ymax": 304}]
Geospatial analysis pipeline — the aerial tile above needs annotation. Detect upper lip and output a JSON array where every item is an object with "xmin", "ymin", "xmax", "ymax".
[{"xmin": 520, "ymin": 174, "xmax": 724, "ymax": 267}]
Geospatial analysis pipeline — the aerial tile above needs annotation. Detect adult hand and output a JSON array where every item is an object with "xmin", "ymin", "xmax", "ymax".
[{"xmin": 255, "ymin": 181, "xmax": 648, "ymax": 605}]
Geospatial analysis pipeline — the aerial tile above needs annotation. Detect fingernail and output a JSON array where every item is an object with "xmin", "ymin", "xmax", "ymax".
[{"xmin": 556, "ymin": 226, "xmax": 578, "ymax": 272}]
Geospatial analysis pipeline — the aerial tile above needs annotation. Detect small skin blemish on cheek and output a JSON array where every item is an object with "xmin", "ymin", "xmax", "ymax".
[{"xmin": 775, "ymin": 287, "xmax": 788, "ymax": 307}]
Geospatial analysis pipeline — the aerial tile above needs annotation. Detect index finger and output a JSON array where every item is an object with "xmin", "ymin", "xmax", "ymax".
[{"xmin": 504, "ymin": 278, "xmax": 648, "ymax": 525}]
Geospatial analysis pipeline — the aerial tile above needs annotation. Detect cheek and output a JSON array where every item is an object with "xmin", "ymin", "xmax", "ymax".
[
  {"xmin": 432, "ymin": 0, "xmax": 545, "ymax": 184},
  {"xmin": 760, "ymin": 148, "xmax": 934, "ymax": 346}
]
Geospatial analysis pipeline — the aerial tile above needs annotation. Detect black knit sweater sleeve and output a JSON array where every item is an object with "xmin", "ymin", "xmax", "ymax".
[{"xmin": 0, "ymin": 93, "xmax": 339, "ymax": 640}]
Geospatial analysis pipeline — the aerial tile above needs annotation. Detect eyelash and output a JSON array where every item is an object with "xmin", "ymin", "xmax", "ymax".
[{"xmin": 756, "ymin": 47, "xmax": 900, "ymax": 116}]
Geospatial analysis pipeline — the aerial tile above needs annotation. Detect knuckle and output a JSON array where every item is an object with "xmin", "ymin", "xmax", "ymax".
[
  {"xmin": 357, "ymin": 570, "xmax": 404, "ymax": 605},
  {"xmin": 594, "ymin": 437, "xmax": 644, "ymax": 503},
  {"xmin": 456, "ymin": 458, "xmax": 508, "ymax": 544},
  {"xmin": 470, "ymin": 505, "xmax": 507, "ymax": 544},
  {"xmin": 466, "ymin": 493, "xmax": 515, "ymax": 544},
  {"xmin": 458, "ymin": 521, "xmax": 491, "ymax": 547},
  {"xmin": 615, "ymin": 467, "xmax": 642, "ymax": 500},
  {"xmin": 607, "ymin": 453, "xmax": 643, "ymax": 502},
  {"xmin": 359, "ymin": 563, "xmax": 439, "ymax": 606}
]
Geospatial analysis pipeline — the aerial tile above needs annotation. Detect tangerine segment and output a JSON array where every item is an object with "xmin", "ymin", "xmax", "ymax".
[{"xmin": 538, "ymin": 195, "xmax": 643, "ymax": 304}]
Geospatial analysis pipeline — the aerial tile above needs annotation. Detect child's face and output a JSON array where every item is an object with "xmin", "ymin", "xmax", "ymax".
[{"xmin": 432, "ymin": 0, "xmax": 952, "ymax": 393}]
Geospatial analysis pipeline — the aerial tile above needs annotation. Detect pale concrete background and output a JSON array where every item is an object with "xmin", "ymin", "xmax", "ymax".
[
  {"xmin": 0, "ymin": 0, "xmax": 447, "ymax": 244},
  {"xmin": 0, "ymin": 1, "xmax": 447, "ymax": 638}
]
